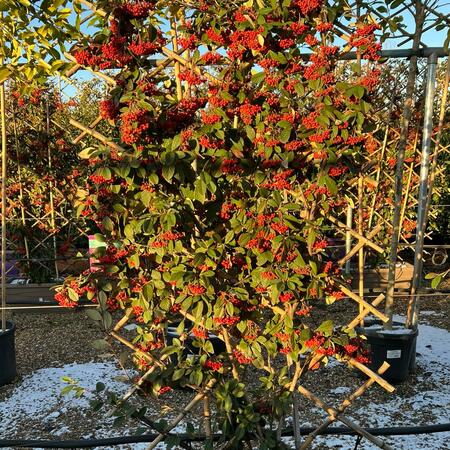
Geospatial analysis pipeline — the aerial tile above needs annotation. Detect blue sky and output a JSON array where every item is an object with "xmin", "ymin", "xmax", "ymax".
[{"xmin": 58, "ymin": 1, "xmax": 449, "ymax": 99}]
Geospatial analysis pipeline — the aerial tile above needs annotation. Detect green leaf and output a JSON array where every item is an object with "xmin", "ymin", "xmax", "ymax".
[
  {"xmin": 172, "ymin": 134, "xmax": 182, "ymax": 150},
  {"xmin": 324, "ymin": 175, "xmax": 338, "ymax": 195},
  {"xmin": 252, "ymin": 71, "xmax": 265, "ymax": 84},
  {"xmin": 431, "ymin": 275, "xmax": 443, "ymax": 289},
  {"xmin": 279, "ymin": 126, "xmax": 291, "ymax": 144},
  {"xmin": 86, "ymin": 309, "xmax": 102, "ymax": 321},
  {"xmin": 141, "ymin": 190, "xmax": 152, "ymax": 207},
  {"xmin": 0, "ymin": 67, "xmax": 11, "ymax": 84},
  {"xmin": 316, "ymin": 320, "xmax": 334, "ymax": 337},
  {"xmin": 61, "ymin": 386, "xmax": 74, "ymax": 395},
  {"xmin": 162, "ymin": 165, "xmax": 175, "ymax": 182},
  {"xmin": 92, "ymin": 339, "xmax": 109, "ymax": 350},
  {"xmin": 78, "ymin": 147, "xmax": 96, "ymax": 159},
  {"xmin": 173, "ymin": 369, "xmax": 185, "ymax": 381},
  {"xmin": 96, "ymin": 167, "xmax": 112, "ymax": 180},
  {"xmin": 346, "ymin": 86, "xmax": 365, "ymax": 99},
  {"xmin": 102, "ymin": 216, "xmax": 114, "ymax": 231}
]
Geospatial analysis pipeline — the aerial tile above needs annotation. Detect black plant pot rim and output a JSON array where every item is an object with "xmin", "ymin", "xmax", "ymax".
[
  {"xmin": 0, "ymin": 321, "xmax": 15, "ymax": 336},
  {"xmin": 357, "ymin": 324, "xmax": 418, "ymax": 341}
]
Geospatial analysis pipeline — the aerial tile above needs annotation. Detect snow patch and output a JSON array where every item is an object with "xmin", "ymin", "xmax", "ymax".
[
  {"xmin": 0, "ymin": 361, "xmax": 131, "ymax": 438},
  {"xmin": 0, "ymin": 321, "xmax": 449, "ymax": 449}
]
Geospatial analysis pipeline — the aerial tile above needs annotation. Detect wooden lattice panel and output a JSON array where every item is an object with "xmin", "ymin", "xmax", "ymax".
[{"xmin": 3, "ymin": 1, "xmax": 448, "ymax": 448}]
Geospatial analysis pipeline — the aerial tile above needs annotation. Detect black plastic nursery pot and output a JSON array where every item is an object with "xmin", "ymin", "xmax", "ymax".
[
  {"xmin": 166, "ymin": 326, "xmax": 226, "ymax": 364},
  {"xmin": 0, "ymin": 321, "xmax": 17, "ymax": 386},
  {"xmin": 357, "ymin": 318, "xmax": 418, "ymax": 383}
]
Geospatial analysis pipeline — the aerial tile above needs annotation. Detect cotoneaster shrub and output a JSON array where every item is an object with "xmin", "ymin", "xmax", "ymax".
[{"xmin": 57, "ymin": 0, "xmax": 382, "ymax": 445}]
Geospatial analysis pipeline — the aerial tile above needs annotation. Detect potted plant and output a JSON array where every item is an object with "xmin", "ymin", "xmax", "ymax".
[
  {"xmin": 54, "ymin": 1, "xmax": 388, "ymax": 445},
  {"xmin": 0, "ymin": 320, "xmax": 17, "ymax": 386}
]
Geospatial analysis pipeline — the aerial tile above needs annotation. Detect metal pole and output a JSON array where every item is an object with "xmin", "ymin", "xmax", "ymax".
[
  {"xmin": 0, "ymin": 68, "xmax": 7, "ymax": 332},
  {"xmin": 384, "ymin": 1, "xmax": 425, "ymax": 329},
  {"xmin": 406, "ymin": 53, "xmax": 439, "ymax": 328}
]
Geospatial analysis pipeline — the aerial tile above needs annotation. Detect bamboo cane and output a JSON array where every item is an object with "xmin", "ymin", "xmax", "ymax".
[
  {"xmin": 299, "ymin": 362, "xmax": 390, "ymax": 449},
  {"xmin": 358, "ymin": 175, "xmax": 364, "ymax": 325},
  {"xmin": 64, "ymin": 53, "xmax": 116, "ymax": 85},
  {"xmin": 397, "ymin": 130, "xmax": 419, "ymax": 241},
  {"xmin": 338, "ymin": 223, "xmax": 383, "ymax": 266},
  {"xmin": 45, "ymin": 97, "xmax": 59, "ymax": 279},
  {"xmin": 161, "ymin": 47, "xmax": 221, "ymax": 85},
  {"xmin": 347, "ymin": 358, "xmax": 395, "ymax": 393},
  {"xmin": 336, "ymin": 283, "xmax": 389, "ymax": 322},
  {"xmin": 0, "ymin": 56, "xmax": 7, "ymax": 332},
  {"xmin": 64, "ymin": 117, "xmax": 126, "ymax": 153},
  {"xmin": 297, "ymin": 385, "xmax": 394, "ymax": 449},
  {"xmin": 145, "ymin": 378, "xmax": 216, "ymax": 450},
  {"xmin": 110, "ymin": 331, "xmax": 166, "ymax": 369},
  {"xmin": 367, "ymin": 127, "xmax": 389, "ymax": 230},
  {"xmin": 72, "ymin": 115, "xmax": 103, "ymax": 144},
  {"xmin": 327, "ymin": 215, "xmax": 384, "ymax": 254},
  {"xmin": 345, "ymin": 293, "xmax": 385, "ymax": 330},
  {"xmin": 170, "ymin": 19, "xmax": 183, "ymax": 101},
  {"xmin": 11, "ymin": 107, "xmax": 30, "ymax": 275},
  {"xmin": 345, "ymin": 204, "xmax": 352, "ymax": 275}
]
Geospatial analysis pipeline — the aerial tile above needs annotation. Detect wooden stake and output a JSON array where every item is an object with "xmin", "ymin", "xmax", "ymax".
[
  {"xmin": 145, "ymin": 379, "xmax": 216, "ymax": 450},
  {"xmin": 336, "ymin": 283, "xmax": 389, "ymax": 323},
  {"xmin": 297, "ymin": 385, "xmax": 394, "ymax": 450},
  {"xmin": 299, "ymin": 362, "xmax": 390, "ymax": 449},
  {"xmin": 358, "ymin": 175, "xmax": 364, "ymax": 325},
  {"xmin": 338, "ymin": 223, "xmax": 383, "ymax": 266},
  {"xmin": 345, "ymin": 293, "xmax": 385, "ymax": 330},
  {"xmin": 347, "ymin": 358, "xmax": 395, "ymax": 393},
  {"xmin": 0, "ymin": 54, "xmax": 7, "ymax": 332},
  {"xmin": 72, "ymin": 115, "xmax": 103, "ymax": 144},
  {"xmin": 327, "ymin": 215, "xmax": 384, "ymax": 254}
]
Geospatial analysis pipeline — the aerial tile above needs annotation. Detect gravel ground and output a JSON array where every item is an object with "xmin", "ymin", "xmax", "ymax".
[{"xmin": 1, "ymin": 291, "xmax": 449, "ymax": 449}]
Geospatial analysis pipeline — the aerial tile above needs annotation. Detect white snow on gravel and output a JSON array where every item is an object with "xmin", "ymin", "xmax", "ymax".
[
  {"xmin": 300, "ymin": 319, "xmax": 450, "ymax": 449},
  {"xmin": 1, "ymin": 320, "xmax": 449, "ymax": 449},
  {"xmin": 0, "ymin": 362, "xmax": 133, "ymax": 442}
]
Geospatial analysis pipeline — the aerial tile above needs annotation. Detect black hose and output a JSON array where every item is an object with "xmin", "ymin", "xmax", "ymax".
[{"xmin": 1, "ymin": 423, "xmax": 449, "ymax": 448}]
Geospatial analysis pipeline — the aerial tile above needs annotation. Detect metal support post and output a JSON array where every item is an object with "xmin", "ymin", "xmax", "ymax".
[{"xmin": 406, "ymin": 53, "xmax": 438, "ymax": 327}]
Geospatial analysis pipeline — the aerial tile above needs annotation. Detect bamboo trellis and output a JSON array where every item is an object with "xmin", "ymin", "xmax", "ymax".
[{"xmin": 1, "ymin": 0, "xmax": 449, "ymax": 448}]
